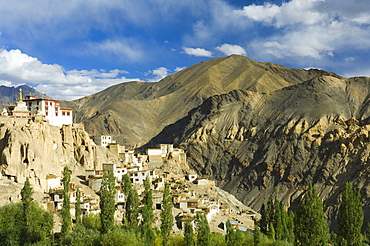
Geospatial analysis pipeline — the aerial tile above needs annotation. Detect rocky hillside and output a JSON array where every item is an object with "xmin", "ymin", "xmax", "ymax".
[
  {"xmin": 65, "ymin": 55, "xmax": 339, "ymax": 146},
  {"xmin": 0, "ymin": 84, "xmax": 49, "ymax": 106},
  {"xmin": 148, "ymin": 75, "xmax": 370, "ymax": 227},
  {"xmin": 0, "ymin": 117, "xmax": 119, "ymax": 191}
]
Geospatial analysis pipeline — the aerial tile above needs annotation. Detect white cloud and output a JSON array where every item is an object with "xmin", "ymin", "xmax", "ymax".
[
  {"xmin": 235, "ymin": 0, "xmax": 326, "ymax": 27},
  {"xmin": 147, "ymin": 67, "xmax": 170, "ymax": 82},
  {"xmin": 87, "ymin": 39, "xmax": 144, "ymax": 62},
  {"xmin": 0, "ymin": 49, "xmax": 139, "ymax": 100},
  {"xmin": 216, "ymin": 44, "xmax": 247, "ymax": 56},
  {"xmin": 182, "ymin": 47, "xmax": 213, "ymax": 57},
  {"xmin": 174, "ymin": 67, "xmax": 186, "ymax": 72}
]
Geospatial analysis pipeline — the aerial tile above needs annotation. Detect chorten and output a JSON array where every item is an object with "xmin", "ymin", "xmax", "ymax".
[{"xmin": 11, "ymin": 88, "xmax": 30, "ymax": 117}]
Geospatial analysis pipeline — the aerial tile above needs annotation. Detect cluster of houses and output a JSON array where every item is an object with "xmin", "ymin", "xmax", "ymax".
[
  {"xmin": 2, "ymin": 90, "xmax": 258, "ymax": 233},
  {"xmin": 43, "ymin": 140, "xmax": 257, "ymax": 233}
]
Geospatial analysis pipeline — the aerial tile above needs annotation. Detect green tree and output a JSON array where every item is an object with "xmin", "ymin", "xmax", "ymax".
[
  {"xmin": 184, "ymin": 218, "xmax": 195, "ymax": 246},
  {"xmin": 100, "ymin": 227, "xmax": 143, "ymax": 246},
  {"xmin": 225, "ymin": 220, "xmax": 237, "ymax": 246},
  {"xmin": 195, "ymin": 211, "xmax": 210, "ymax": 246},
  {"xmin": 0, "ymin": 202, "xmax": 22, "ymax": 245},
  {"xmin": 83, "ymin": 213, "xmax": 102, "ymax": 231},
  {"xmin": 268, "ymin": 222, "xmax": 275, "ymax": 240},
  {"xmin": 254, "ymin": 225, "xmax": 261, "ymax": 246},
  {"xmin": 100, "ymin": 170, "xmax": 116, "ymax": 234},
  {"xmin": 75, "ymin": 187, "xmax": 82, "ymax": 225},
  {"xmin": 0, "ymin": 180, "xmax": 53, "ymax": 246},
  {"xmin": 294, "ymin": 183, "xmax": 329, "ymax": 246},
  {"xmin": 61, "ymin": 225, "xmax": 101, "ymax": 246},
  {"xmin": 141, "ymin": 176, "xmax": 156, "ymax": 245},
  {"xmin": 259, "ymin": 203, "xmax": 269, "ymax": 235},
  {"xmin": 337, "ymin": 182, "xmax": 364, "ymax": 246},
  {"xmin": 259, "ymin": 197, "xmax": 294, "ymax": 243},
  {"xmin": 20, "ymin": 177, "xmax": 33, "ymax": 244},
  {"xmin": 61, "ymin": 165, "xmax": 72, "ymax": 237},
  {"xmin": 122, "ymin": 174, "xmax": 140, "ymax": 229},
  {"xmin": 161, "ymin": 182, "xmax": 174, "ymax": 246}
]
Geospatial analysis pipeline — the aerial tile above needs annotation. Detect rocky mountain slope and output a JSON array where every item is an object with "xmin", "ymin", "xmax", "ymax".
[
  {"xmin": 0, "ymin": 84, "xmax": 49, "ymax": 106},
  {"xmin": 149, "ymin": 75, "xmax": 370, "ymax": 227},
  {"xmin": 65, "ymin": 55, "xmax": 339, "ymax": 146},
  {"xmin": 64, "ymin": 54, "xmax": 370, "ymax": 227}
]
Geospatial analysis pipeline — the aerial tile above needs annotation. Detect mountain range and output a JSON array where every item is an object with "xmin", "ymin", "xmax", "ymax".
[
  {"xmin": 63, "ymin": 55, "xmax": 339, "ymax": 146},
  {"xmin": 0, "ymin": 85, "xmax": 49, "ymax": 106},
  {"xmin": 2, "ymin": 55, "xmax": 369, "ymax": 226}
]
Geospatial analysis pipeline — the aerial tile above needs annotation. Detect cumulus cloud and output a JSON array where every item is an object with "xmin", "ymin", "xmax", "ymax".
[
  {"xmin": 216, "ymin": 44, "xmax": 247, "ymax": 56},
  {"xmin": 233, "ymin": 0, "xmax": 370, "ymax": 64},
  {"xmin": 0, "ymin": 49, "xmax": 138, "ymax": 100},
  {"xmin": 145, "ymin": 67, "xmax": 170, "ymax": 82},
  {"xmin": 235, "ymin": 0, "xmax": 326, "ymax": 27},
  {"xmin": 182, "ymin": 47, "xmax": 213, "ymax": 57}
]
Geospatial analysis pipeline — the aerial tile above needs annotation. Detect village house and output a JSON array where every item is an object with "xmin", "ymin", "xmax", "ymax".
[
  {"xmin": 24, "ymin": 93, "xmax": 73, "ymax": 127},
  {"xmin": 46, "ymin": 174, "xmax": 61, "ymax": 191},
  {"xmin": 92, "ymin": 135, "xmax": 113, "ymax": 147},
  {"xmin": 51, "ymin": 187, "xmax": 84, "ymax": 210}
]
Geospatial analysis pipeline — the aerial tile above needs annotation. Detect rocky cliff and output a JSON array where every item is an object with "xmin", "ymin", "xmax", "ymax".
[
  {"xmin": 0, "ymin": 116, "xmax": 119, "ymax": 190},
  {"xmin": 149, "ymin": 75, "xmax": 370, "ymax": 227}
]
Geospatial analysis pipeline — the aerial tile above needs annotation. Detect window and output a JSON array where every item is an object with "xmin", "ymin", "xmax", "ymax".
[
  {"xmin": 67, "ymin": 112, "xmax": 70, "ymax": 116},
  {"xmin": 62, "ymin": 112, "xmax": 65, "ymax": 116}
]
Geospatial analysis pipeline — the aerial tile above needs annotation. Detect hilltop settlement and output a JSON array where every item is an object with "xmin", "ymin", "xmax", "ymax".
[{"xmin": 0, "ymin": 91, "xmax": 258, "ymax": 236}]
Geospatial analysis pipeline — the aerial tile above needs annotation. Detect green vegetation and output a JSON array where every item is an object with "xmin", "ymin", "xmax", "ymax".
[
  {"xmin": 0, "ymin": 178, "xmax": 53, "ymax": 245},
  {"xmin": 184, "ymin": 219, "xmax": 195, "ymax": 246},
  {"xmin": 337, "ymin": 182, "xmax": 364, "ymax": 246},
  {"xmin": 0, "ymin": 175, "xmax": 367, "ymax": 246},
  {"xmin": 195, "ymin": 211, "xmax": 211, "ymax": 246},
  {"xmin": 123, "ymin": 174, "xmax": 140, "ymax": 230},
  {"xmin": 160, "ymin": 182, "xmax": 174, "ymax": 246},
  {"xmin": 99, "ymin": 170, "xmax": 116, "ymax": 234},
  {"xmin": 294, "ymin": 183, "xmax": 330, "ymax": 246},
  {"xmin": 75, "ymin": 187, "xmax": 82, "ymax": 225},
  {"xmin": 141, "ymin": 176, "xmax": 156, "ymax": 246},
  {"xmin": 61, "ymin": 166, "xmax": 72, "ymax": 238}
]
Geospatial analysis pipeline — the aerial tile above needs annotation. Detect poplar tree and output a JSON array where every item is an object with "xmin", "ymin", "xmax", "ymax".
[
  {"xmin": 259, "ymin": 203, "xmax": 269, "ymax": 234},
  {"xmin": 195, "ymin": 211, "xmax": 210, "ymax": 246},
  {"xmin": 20, "ymin": 177, "xmax": 33, "ymax": 244},
  {"xmin": 226, "ymin": 219, "xmax": 243, "ymax": 246},
  {"xmin": 122, "ymin": 174, "xmax": 140, "ymax": 229},
  {"xmin": 141, "ymin": 176, "xmax": 155, "ymax": 245},
  {"xmin": 337, "ymin": 182, "xmax": 363, "ymax": 246},
  {"xmin": 294, "ymin": 183, "xmax": 329, "ymax": 246},
  {"xmin": 75, "ymin": 187, "xmax": 82, "ymax": 225},
  {"xmin": 99, "ymin": 170, "xmax": 116, "ymax": 234},
  {"xmin": 160, "ymin": 182, "xmax": 173, "ymax": 246},
  {"xmin": 61, "ymin": 166, "xmax": 72, "ymax": 237},
  {"xmin": 184, "ymin": 218, "xmax": 195, "ymax": 246},
  {"xmin": 254, "ymin": 225, "xmax": 261, "ymax": 246}
]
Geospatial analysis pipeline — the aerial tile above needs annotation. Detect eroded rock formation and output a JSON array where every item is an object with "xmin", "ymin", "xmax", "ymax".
[{"xmin": 0, "ymin": 116, "xmax": 119, "ymax": 190}]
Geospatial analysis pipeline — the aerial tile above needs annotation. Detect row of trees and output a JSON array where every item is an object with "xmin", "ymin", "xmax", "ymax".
[
  {"xmin": 259, "ymin": 182, "xmax": 366, "ymax": 246},
  {"xmin": 0, "ymin": 165, "xmax": 367, "ymax": 245}
]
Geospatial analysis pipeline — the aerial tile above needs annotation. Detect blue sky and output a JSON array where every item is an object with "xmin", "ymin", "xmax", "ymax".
[{"xmin": 0, "ymin": 0, "xmax": 369, "ymax": 100}]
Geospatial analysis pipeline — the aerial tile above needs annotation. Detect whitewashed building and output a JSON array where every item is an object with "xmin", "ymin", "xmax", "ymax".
[{"xmin": 24, "ymin": 94, "xmax": 73, "ymax": 127}]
